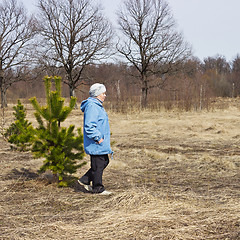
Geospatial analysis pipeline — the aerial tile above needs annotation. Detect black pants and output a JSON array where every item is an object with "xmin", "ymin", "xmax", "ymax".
[{"xmin": 80, "ymin": 154, "xmax": 109, "ymax": 193}]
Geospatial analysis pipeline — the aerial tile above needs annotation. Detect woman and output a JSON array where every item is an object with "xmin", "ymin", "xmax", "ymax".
[{"xmin": 78, "ymin": 83, "xmax": 113, "ymax": 195}]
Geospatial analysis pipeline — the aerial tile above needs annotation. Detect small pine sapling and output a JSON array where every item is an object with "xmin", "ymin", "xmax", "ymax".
[
  {"xmin": 4, "ymin": 100, "xmax": 35, "ymax": 151},
  {"xmin": 29, "ymin": 76, "xmax": 85, "ymax": 187}
]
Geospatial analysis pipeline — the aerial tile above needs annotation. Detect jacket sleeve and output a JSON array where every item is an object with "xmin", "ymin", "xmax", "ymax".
[{"xmin": 84, "ymin": 103, "xmax": 101, "ymax": 142}]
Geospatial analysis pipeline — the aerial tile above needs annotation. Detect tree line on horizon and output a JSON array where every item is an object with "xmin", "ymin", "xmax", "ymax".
[
  {"xmin": 9, "ymin": 55, "xmax": 240, "ymax": 111},
  {"xmin": 1, "ymin": 0, "xmax": 240, "ymax": 110}
]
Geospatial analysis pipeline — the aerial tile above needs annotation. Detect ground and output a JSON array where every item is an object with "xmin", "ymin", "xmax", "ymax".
[{"xmin": 0, "ymin": 100, "xmax": 240, "ymax": 239}]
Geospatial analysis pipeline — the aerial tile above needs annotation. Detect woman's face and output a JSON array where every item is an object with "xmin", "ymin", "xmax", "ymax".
[{"xmin": 97, "ymin": 92, "xmax": 106, "ymax": 102}]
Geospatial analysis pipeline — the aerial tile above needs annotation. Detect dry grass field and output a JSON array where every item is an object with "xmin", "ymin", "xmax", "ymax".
[{"xmin": 0, "ymin": 99, "xmax": 240, "ymax": 239}]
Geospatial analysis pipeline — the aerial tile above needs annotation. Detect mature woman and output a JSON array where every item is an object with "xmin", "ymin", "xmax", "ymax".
[{"xmin": 78, "ymin": 83, "xmax": 113, "ymax": 195}]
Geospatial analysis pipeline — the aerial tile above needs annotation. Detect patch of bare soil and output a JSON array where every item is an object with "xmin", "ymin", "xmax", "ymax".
[{"xmin": 0, "ymin": 102, "xmax": 240, "ymax": 239}]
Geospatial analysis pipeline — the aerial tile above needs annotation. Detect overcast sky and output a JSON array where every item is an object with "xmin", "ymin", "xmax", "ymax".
[{"xmin": 20, "ymin": 0, "xmax": 240, "ymax": 62}]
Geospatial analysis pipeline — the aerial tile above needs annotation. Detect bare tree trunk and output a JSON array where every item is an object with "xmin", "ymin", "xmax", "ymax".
[
  {"xmin": 115, "ymin": 79, "xmax": 121, "ymax": 109},
  {"xmin": 199, "ymin": 85, "xmax": 203, "ymax": 111},
  {"xmin": 0, "ymin": 61, "xmax": 7, "ymax": 108},
  {"xmin": 69, "ymin": 86, "xmax": 78, "ymax": 108},
  {"xmin": 232, "ymin": 83, "xmax": 235, "ymax": 98},
  {"xmin": 1, "ymin": 87, "xmax": 7, "ymax": 108},
  {"xmin": 116, "ymin": 79, "xmax": 121, "ymax": 100},
  {"xmin": 141, "ymin": 87, "xmax": 148, "ymax": 108},
  {"xmin": 141, "ymin": 75, "xmax": 148, "ymax": 108},
  {"xmin": 69, "ymin": 87, "xmax": 76, "ymax": 98}
]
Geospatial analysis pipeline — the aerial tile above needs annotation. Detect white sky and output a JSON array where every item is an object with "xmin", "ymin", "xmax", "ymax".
[{"xmin": 20, "ymin": 0, "xmax": 240, "ymax": 62}]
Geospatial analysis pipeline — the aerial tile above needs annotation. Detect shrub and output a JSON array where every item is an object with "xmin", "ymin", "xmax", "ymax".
[
  {"xmin": 4, "ymin": 100, "xmax": 35, "ymax": 151},
  {"xmin": 29, "ymin": 76, "xmax": 85, "ymax": 187}
]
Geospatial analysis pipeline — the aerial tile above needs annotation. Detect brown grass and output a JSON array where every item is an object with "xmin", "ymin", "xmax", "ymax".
[{"xmin": 0, "ymin": 99, "xmax": 240, "ymax": 239}]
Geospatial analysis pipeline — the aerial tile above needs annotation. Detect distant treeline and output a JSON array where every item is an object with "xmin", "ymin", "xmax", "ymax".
[{"xmin": 7, "ymin": 55, "xmax": 240, "ymax": 111}]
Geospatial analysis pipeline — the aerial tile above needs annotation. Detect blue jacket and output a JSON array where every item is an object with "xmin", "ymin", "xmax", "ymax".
[{"xmin": 81, "ymin": 97, "xmax": 112, "ymax": 155}]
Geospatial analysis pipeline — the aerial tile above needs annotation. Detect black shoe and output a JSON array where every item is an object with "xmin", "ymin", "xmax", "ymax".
[{"xmin": 78, "ymin": 180, "xmax": 92, "ymax": 192}]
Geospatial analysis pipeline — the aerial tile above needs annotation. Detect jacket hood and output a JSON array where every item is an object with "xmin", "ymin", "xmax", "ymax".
[{"xmin": 80, "ymin": 97, "xmax": 102, "ymax": 112}]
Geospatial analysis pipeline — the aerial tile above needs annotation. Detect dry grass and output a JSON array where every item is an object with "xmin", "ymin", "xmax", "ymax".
[{"xmin": 0, "ymin": 99, "xmax": 240, "ymax": 239}]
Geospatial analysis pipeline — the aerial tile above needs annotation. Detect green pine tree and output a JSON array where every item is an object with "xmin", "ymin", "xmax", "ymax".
[
  {"xmin": 29, "ymin": 76, "xmax": 85, "ymax": 187},
  {"xmin": 4, "ymin": 100, "xmax": 35, "ymax": 151}
]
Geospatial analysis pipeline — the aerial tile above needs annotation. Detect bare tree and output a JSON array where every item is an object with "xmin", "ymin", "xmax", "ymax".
[
  {"xmin": 231, "ymin": 55, "xmax": 240, "ymax": 96},
  {"xmin": 117, "ymin": 0, "xmax": 191, "ymax": 107},
  {"xmin": 0, "ymin": 0, "xmax": 37, "ymax": 108},
  {"xmin": 37, "ymin": 0, "xmax": 113, "ymax": 99},
  {"xmin": 203, "ymin": 55, "xmax": 230, "ymax": 75}
]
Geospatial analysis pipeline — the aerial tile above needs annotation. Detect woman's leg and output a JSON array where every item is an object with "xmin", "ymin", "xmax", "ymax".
[{"xmin": 91, "ymin": 154, "xmax": 109, "ymax": 193}]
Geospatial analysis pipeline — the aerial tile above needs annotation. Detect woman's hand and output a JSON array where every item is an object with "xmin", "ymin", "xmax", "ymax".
[{"xmin": 98, "ymin": 138, "xmax": 104, "ymax": 144}]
